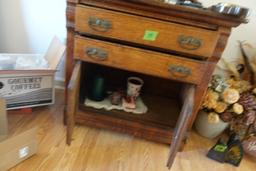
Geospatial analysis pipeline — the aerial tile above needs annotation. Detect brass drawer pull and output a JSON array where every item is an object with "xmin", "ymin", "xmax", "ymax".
[
  {"xmin": 168, "ymin": 64, "xmax": 191, "ymax": 78},
  {"xmin": 88, "ymin": 17, "xmax": 112, "ymax": 32},
  {"xmin": 85, "ymin": 47, "xmax": 108, "ymax": 61},
  {"xmin": 178, "ymin": 35, "xmax": 202, "ymax": 50}
]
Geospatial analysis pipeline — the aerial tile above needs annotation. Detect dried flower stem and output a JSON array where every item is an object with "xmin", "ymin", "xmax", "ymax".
[{"xmin": 239, "ymin": 41, "xmax": 255, "ymax": 85}]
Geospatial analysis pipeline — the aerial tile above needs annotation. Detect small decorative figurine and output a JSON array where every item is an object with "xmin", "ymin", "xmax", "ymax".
[
  {"xmin": 122, "ymin": 96, "xmax": 136, "ymax": 109},
  {"xmin": 110, "ymin": 90, "xmax": 125, "ymax": 105},
  {"xmin": 225, "ymin": 134, "xmax": 244, "ymax": 167},
  {"xmin": 207, "ymin": 138, "xmax": 228, "ymax": 163},
  {"xmin": 207, "ymin": 133, "xmax": 244, "ymax": 167}
]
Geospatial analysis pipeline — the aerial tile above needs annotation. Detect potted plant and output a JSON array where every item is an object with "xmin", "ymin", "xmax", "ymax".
[{"xmin": 195, "ymin": 75, "xmax": 252, "ymax": 139}]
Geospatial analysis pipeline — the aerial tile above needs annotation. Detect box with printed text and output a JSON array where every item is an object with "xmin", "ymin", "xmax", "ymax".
[{"xmin": 0, "ymin": 37, "xmax": 65, "ymax": 109}]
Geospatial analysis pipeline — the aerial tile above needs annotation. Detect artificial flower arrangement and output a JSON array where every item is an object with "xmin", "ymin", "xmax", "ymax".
[
  {"xmin": 201, "ymin": 75, "xmax": 256, "ymax": 139},
  {"xmin": 199, "ymin": 41, "xmax": 256, "ymax": 140}
]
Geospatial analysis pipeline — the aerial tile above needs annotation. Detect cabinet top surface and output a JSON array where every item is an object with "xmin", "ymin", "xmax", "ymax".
[{"xmin": 68, "ymin": 0, "xmax": 247, "ymax": 28}]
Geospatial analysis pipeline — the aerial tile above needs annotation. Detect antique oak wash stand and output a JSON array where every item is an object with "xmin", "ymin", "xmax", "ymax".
[{"xmin": 65, "ymin": 0, "xmax": 245, "ymax": 168}]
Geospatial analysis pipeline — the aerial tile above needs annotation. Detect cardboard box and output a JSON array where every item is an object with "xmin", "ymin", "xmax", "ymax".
[
  {"xmin": 0, "ymin": 37, "xmax": 65, "ymax": 110},
  {"xmin": 0, "ymin": 128, "xmax": 38, "ymax": 171},
  {"xmin": 0, "ymin": 99, "xmax": 38, "ymax": 171},
  {"xmin": 0, "ymin": 99, "xmax": 8, "ymax": 141}
]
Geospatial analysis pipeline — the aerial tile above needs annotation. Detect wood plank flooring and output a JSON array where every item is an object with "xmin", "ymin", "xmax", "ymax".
[{"xmin": 6, "ymin": 90, "xmax": 256, "ymax": 171}]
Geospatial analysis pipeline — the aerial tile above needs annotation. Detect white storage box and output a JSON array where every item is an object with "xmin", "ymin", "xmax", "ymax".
[{"xmin": 0, "ymin": 37, "xmax": 65, "ymax": 110}]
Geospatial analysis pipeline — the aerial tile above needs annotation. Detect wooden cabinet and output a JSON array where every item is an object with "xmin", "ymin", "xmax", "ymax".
[{"xmin": 65, "ymin": 0, "xmax": 245, "ymax": 169}]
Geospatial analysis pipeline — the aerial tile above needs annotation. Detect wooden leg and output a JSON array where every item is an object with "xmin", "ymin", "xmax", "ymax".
[
  {"xmin": 188, "ymin": 62, "xmax": 216, "ymax": 129},
  {"xmin": 64, "ymin": 28, "xmax": 75, "ymax": 126},
  {"xmin": 67, "ymin": 104, "xmax": 75, "ymax": 145},
  {"xmin": 63, "ymin": 106, "xmax": 67, "ymax": 126}
]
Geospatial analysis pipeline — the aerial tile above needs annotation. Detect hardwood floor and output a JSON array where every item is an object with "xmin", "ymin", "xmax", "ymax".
[{"xmin": 7, "ymin": 90, "xmax": 256, "ymax": 171}]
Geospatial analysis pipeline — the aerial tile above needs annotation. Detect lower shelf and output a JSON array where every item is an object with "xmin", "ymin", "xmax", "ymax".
[{"xmin": 77, "ymin": 94, "xmax": 181, "ymax": 144}]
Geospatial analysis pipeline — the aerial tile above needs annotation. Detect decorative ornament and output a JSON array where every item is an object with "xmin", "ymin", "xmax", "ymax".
[
  {"xmin": 238, "ymin": 92, "xmax": 256, "ymax": 111},
  {"xmin": 243, "ymin": 135, "xmax": 256, "ymax": 158},
  {"xmin": 225, "ymin": 134, "xmax": 244, "ymax": 167},
  {"xmin": 226, "ymin": 79, "xmax": 251, "ymax": 94},
  {"xmin": 210, "ymin": 75, "xmax": 229, "ymax": 92},
  {"xmin": 243, "ymin": 110, "xmax": 256, "ymax": 126},
  {"xmin": 232, "ymin": 103, "xmax": 244, "ymax": 115},
  {"xmin": 208, "ymin": 112, "xmax": 220, "ymax": 123},
  {"xmin": 214, "ymin": 102, "xmax": 228, "ymax": 113},
  {"xmin": 207, "ymin": 134, "xmax": 244, "ymax": 167},
  {"xmin": 222, "ymin": 88, "xmax": 240, "ymax": 104},
  {"xmin": 202, "ymin": 89, "xmax": 219, "ymax": 109},
  {"xmin": 230, "ymin": 119, "xmax": 250, "ymax": 140},
  {"xmin": 220, "ymin": 112, "xmax": 233, "ymax": 122},
  {"xmin": 253, "ymin": 88, "xmax": 256, "ymax": 95}
]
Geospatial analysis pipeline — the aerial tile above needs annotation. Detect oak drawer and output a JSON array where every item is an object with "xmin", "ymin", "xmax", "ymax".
[
  {"xmin": 74, "ymin": 36, "xmax": 206, "ymax": 84},
  {"xmin": 75, "ymin": 5, "xmax": 219, "ymax": 59}
]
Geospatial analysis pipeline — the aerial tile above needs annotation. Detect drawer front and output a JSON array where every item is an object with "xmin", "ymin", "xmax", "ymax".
[
  {"xmin": 74, "ymin": 36, "xmax": 206, "ymax": 84},
  {"xmin": 75, "ymin": 5, "xmax": 219, "ymax": 59}
]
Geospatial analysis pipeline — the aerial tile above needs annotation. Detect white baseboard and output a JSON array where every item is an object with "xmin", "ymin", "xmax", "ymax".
[{"xmin": 54, "ymin": 77, "xmax": 65, "ymax": 89}]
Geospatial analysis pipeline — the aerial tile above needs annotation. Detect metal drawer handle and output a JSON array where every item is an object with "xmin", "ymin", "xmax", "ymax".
[
  {"xmin": 88, "ymin": 17, "xmax": 112, "ymax": 32},
  {"xmin": 85, "ymin": 47, "xmax": 108, "ymax": 61},
  {"xmin": 168, "ymin": 64, "xmax": 191, "ymax": 78},
  {"xmin": 178, "ymin": 35, "xmax": 202, "ymax": 50}
]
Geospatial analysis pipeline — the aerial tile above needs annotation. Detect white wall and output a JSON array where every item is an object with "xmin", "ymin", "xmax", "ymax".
[
  {"xmin": 0, "ymin": 0, "xmax": 66, "ymax": 80},
  {"xmin": 200, "ymin": 0, "xmax": 256, "ymax": 62}
]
